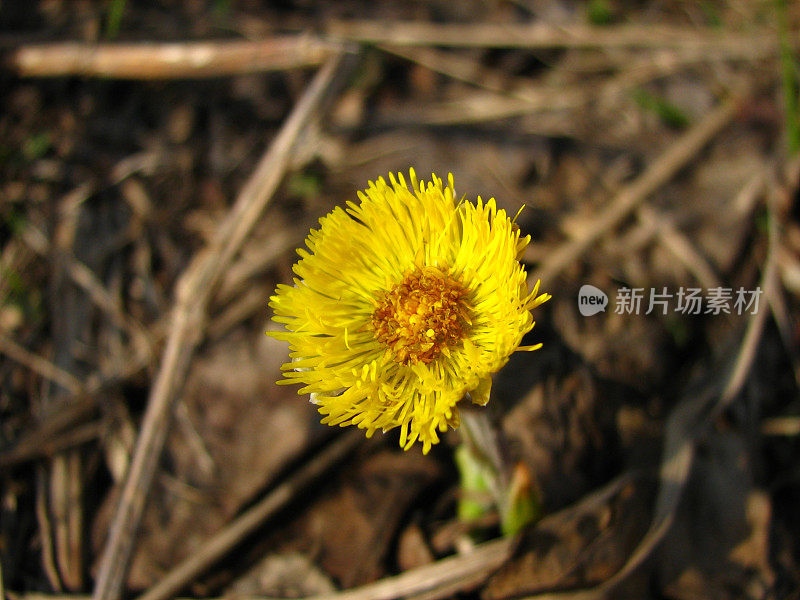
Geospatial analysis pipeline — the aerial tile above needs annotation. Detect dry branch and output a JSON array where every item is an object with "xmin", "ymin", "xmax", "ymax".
[
  {"xmin": 15, "ymin": 536, "xmax": 512, "ymax": 600},
  {"xmin": 5, "ymin": 36, "xmax": 341, "ymax": 79},
  {"xmin": 626, "ymin": 206, "xmax": 722, "ymax": 290},
  {"xmin": 135, "ymin": 430, "xmax": 364, "ymax": 600},
  {"xmin": 91, "ymin": 50, "xmax": 354, "ymax": 600},
  {"xmin": 373, "ymin": 47, "xmax": 745, "ymax": 131},
  {"xmin": 513, "ymin": 166, "xmax": 781, "ymax": 600},
  {"xmin": 0, "ymin": 421, "xmax": 102, "ymax": 470},
  {"xmin": 14, "ymin": 479, "xmax": 640, "ymax": 600},
  {"xmin": 528, "ymin": 87, "xmax": 748, "ymax": 286},
  {"xmin": 0, "ymin": 333, "xmax": 83, "ymax": 395},
  {"xmin": 330, "ymin": 21, "xmax": 784, "ymax": 51}
]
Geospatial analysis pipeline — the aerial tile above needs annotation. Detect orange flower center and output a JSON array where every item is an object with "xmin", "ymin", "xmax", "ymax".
[{"xmin": 371, "ymin": 267, "xmax": 470, "ymax": 365}]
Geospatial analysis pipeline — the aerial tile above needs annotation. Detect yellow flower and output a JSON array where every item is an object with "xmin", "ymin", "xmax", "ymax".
[{"xmin": 268, "ymin": 169, "xmax": 550, "ymax": 453}]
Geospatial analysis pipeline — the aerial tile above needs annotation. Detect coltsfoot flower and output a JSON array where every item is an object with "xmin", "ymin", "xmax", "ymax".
[{"xmin": 268, "ymin": 169, "xmax": 550, "ymax": 453}]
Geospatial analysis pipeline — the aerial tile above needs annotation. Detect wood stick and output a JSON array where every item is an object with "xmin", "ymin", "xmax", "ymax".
[
  {"xmin": 134, "ymin": 431, "xmax": 364, "ymax": 600},
  {"xmin": 5, "ymin": 36, "xmax": 340, "ymax": 79},
  {"xmin": 329, "ymin": 21, "xmax": 783, "ymax": 51},
  {"xmin": 14, "ymin": 536, "xmax": 512, "ymax": 600},
  {"xmin": 0, "ymin": 332, "xmax": 83, "ymax": 395},
  {"xmin": 91, "ymin": 50, "xmax": 352, "ymax": 600},
  {"xmin": 529, "ymin": 88, "xmax": 747, "ymax": 287},
  {"xmin": 0, "ymin": 421, "xmax": 103, "ymax": 470},
  {"xmin": 510, "ymin": 158, "xmax": 781, "ymax": 600}
]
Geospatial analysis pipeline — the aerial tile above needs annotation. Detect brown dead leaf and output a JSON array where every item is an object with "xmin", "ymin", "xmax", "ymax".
[
  {"xmin": 397, "ymin": 523, "xmax": 436, "ymax": 572},
  {"xmin": 91, "ymin": 328, "xmax": 323, "ymax": 590},
  {"xmin": 226, "ymin": 552, "xmax": 336, "ymax": 598},
  {"xmin": 658, "ymin": 430, "xmax": 775, "ymax": 600},
  {"xmin": 502, "ymin": 363, "xmax": 621, "ymax": 509},
  {"xmin": 282, "ymin": 450, "xmax": 440, "ymax": 588},
  {"xmin": 483, "ymin": 475, "xmax": 653, "ymax": 600}
]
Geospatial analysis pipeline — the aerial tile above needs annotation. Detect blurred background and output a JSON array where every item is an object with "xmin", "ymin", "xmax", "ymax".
[{"xmin": 1, "ymin": 1, "xmax": 799, "ymax": 599}]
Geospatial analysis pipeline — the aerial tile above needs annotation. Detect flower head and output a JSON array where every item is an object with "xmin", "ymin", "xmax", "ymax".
[{"xmin": 268, "ymin": 169, "xmax": 550, "ymax": 453}]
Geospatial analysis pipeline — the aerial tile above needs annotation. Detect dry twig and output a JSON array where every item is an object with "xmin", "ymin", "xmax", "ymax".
[
  {"xmin": 0, "ymin": 421, "xmax": 103, "ymax": 470},
  {"xmin": 515, "ymin": 167, "xmax": 780, "ymax": 600},
  {"xmin": 330, "ymin": 21, "xmax": 784, "ymax": 51},
  {"xmin": 135, "ymin": 430, "xmax": 364, "ymax": 600},
  {"xmin": 528, "ymin": 87, "xmax": 748, "ymax": 286},
  {"xmin": 0, "ymin": 333, "xmax": 83, "ymax": 395},
  {"xmin": 5, "ymin": 36, "xmax": 341, "ymax": 79},
  {"xmin": 16, "ymin": 535, "xmax": 512, "ymax": 600},
  {"xmin": 92, "ymin": 50, "xmax": 354, "ymax": 600}
]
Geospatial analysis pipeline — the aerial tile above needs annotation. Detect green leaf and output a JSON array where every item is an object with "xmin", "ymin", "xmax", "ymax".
[
  {"xmin": 632, "ymin": 88, "xmax": 690, "ymax": 130},
  {"xmin": 501, "ymin": 463, "xmax": 541, "ymax": 537},
  {"xmin": 105, "ymin": 0, "xmax": 126, "ymax": 40},
  {"xmin": 22, "ymin": 132, "xmax": 51, "ymax": 160},
  {"xmin": 587, "ymin": 0, "xmax": 614, "ymax": 25},
  {"xmin": 455, "ymin": 443, "xmax": 493, "ymax": 522}
]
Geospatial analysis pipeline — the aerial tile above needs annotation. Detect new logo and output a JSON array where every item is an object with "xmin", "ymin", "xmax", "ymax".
[{"xmin": 578, "ymin": 284, "xmax": 608, "ymax": 316}]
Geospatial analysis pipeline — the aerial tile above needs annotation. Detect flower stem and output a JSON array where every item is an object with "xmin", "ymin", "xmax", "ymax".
[{"xmin": 456, "ymin": 405, "xmax": 540, "ymax": 536}]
